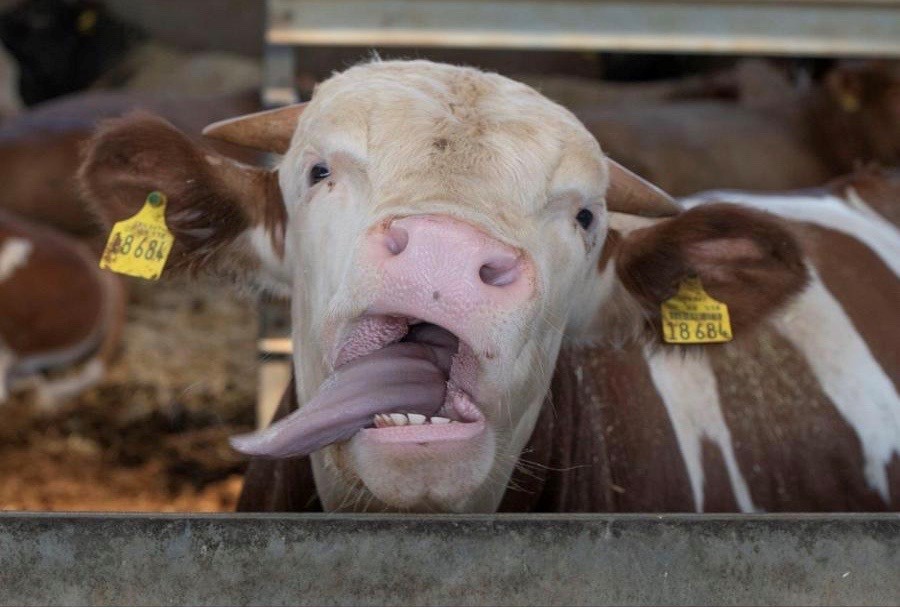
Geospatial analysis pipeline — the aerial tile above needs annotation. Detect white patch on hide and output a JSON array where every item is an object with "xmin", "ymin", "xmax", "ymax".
[
  {"xmin": 842, "ymin": 186, "xmax": 886, "ymax": 223},
  {"xmin": 771, "ymin": 271, "xmax": 900, "ymax": 502},
  {"xmin": 0, "ymin": 237, "xmax": 32, "ymax": 282},
  {"xmin": 645, "ymin": 347, "xmax": 756, "ymax": 513}
]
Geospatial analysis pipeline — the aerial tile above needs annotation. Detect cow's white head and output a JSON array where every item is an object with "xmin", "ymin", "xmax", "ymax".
[{"xmin": 80, "ymin": 60, "xmax": 806, "ymax": 512}]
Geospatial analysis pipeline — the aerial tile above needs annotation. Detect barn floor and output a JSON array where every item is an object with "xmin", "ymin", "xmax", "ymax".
[{"xmin": 0, "ymin": 277, "xmax": 261, "ymax": 512}]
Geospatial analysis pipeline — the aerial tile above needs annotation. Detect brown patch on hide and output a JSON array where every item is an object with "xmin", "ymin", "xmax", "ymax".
[
  {"xmin": 827, "ymin": 165, "xmax": 900, "ymax": 228},
  {"xmin": 432, "ymin": 137, "xmax": 449, "ymax": 151},
  {"xmin": 500, "ymin": 345, "xmax": 695, "ymax": 512},
  {"xmin": 0, "ymin": 132, "xmax": 101, "ymax": 236},
  {"xmin": 0, "ymin": 210, "xmax": 104, "ymax": 357},
  {"xmin": 798, "ymin": 224, "xmax": 900, "ymax": 386},
  {"xmin": 597, "ymin": 228, "xmax": 622, "ymax": 272},
  {"xmin": 710, "ymin": 326, "xmax": 890, "ymax": 511},
  {"xmin": 78, "ymin": 113, "xmax": 285, "ymax": 275},
  {"xmin": 888, "ymin": 454, "xmax": 900, "ymax": 507},
  {"xmin": 617, "ymin": 203, "xmax": 808, "ymax": 340},
  {"xmin": 237, "ymin": 377, "xmax": 321, "ymax": 512},
  {"xmin": 699, "ymin": 438, "xmax": 739, "ymax": 512}
]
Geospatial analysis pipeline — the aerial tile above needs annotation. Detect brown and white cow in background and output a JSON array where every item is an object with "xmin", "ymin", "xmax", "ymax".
[
  {"xmin": 576, "ymin": 60, "xmax": 900, "ymax": 195},
  {"xmin": 0, "ymin": 209, "xmax": 123, "ymax": 406},
  {"xmin": 0, "ymin": 89, "xmax": 261, "ymax": 237},
  {"xmin": 79, "ymin": 60, "xmax": 899, "ymax": 513}
]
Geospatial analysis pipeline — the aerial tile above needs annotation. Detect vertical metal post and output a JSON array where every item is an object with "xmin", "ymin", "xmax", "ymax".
[{"xmin": 263, "ymin": 44, "xmax": 299, "ymax": 107}]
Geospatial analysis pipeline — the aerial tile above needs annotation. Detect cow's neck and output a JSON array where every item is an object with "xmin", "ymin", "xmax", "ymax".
[{"xmin": 498, "ymin": 345, "xmax": 617, "ymax": 512}]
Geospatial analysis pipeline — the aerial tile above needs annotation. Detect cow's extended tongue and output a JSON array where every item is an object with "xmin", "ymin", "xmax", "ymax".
[{"xmin": 230, "ymin": 325, "xmax": 457, "ymax": 459}]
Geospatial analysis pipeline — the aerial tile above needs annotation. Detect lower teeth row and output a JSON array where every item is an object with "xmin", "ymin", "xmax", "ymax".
[{"xmin": 373, "ymin": 413, "xmax": 457, "ymax": 428}]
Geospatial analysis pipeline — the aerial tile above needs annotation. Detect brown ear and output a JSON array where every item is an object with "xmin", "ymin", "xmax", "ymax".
[
  {"xmin": 615, "ymin": 203, "xmax": 808, "ymax": 338},
  {"xmin": 78, "ymin": 112, "xmax": 285, "ymax": 276},
  {"xmin": 202, "ymin": 103, "xmax": 307, "ymax": 154},
  {"xmin": 606, "ymin": 159, "xmax": 681, "ymax": 218}
]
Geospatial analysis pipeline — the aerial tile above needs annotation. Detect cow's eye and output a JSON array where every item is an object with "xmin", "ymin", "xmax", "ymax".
[
  {"xmin": 309, "ymin": 163, "xmax": 331, "ymax": 185},
  {"xmin": 575, "ymin": 208, "xmax": 594, "ymax": 230}
]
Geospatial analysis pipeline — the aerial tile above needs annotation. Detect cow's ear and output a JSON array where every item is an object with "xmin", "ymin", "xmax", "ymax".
[
  {"xmin": 78, "ymin": 113, "xmax": 287, "ymax": 284},
  {"xmin": 615, "ymin": 203, "xmax": 808, "ymax": 338}
]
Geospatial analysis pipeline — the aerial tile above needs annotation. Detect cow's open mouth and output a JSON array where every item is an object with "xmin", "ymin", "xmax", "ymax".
[{"xmin": 230, "ymin": 315, "xmax": 485, "ymax": 459}]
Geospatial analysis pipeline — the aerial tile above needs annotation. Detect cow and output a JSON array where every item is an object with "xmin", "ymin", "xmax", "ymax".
[
  {"xmin": 576, "ymin": 60, "xmax": 900, "ymax": 195},
  {"xmin": 1, "ymin": 208, "xmax": 124, "ymax": 407},
  {"xmin": 78, "ymin": 60, "xmax": 899, "ymax": 513},
  {"xmin": 0, "ymin": 89, "xmax": 261, "ymax": 236}
]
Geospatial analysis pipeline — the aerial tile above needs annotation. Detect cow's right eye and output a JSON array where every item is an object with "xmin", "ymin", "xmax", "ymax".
[{"xmin": 309, "ymin": 163, "xmax": 331, "ymax": 185}]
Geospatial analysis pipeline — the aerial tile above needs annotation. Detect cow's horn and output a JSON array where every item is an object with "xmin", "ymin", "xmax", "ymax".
[
  {"xmin": 202, "ymin": 103, "xmax": 308, "ymax": 154},
  {"xmin": 606, "ymin": 159, "xmax": 681, "ymax": 217}
]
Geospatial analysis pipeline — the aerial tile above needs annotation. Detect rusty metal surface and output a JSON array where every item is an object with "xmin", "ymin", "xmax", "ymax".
[
  {"xmin": 266, "ymin": 0, "xmax": 900, "ymax": 57},
  {"xmin": 1, "ymin": 512, "xmax": 898, "ymax": 606}
]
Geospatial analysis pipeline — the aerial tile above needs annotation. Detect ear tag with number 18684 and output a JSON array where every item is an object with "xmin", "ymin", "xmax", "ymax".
[
  {"xmin": 100, "ymin": 191, "xmax": 174, "ymax": 280},
  {"xmin": 660, "ymin": 277, "xmax": 733, "ymax": 344}
]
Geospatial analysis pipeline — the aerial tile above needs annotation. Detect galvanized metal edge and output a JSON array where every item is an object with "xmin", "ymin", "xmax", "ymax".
[{"xmin": 1, "ymin": 512, "xmax": 898, "ymax": 606}]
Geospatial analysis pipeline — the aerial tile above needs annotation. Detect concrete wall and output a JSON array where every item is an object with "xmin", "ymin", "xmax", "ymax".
[{"xmin": 1, "ymin": 513, "xmax": 898, "ymax": 606}]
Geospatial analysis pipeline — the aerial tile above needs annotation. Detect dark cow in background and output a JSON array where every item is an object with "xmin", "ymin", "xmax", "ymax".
[
  {"xmin": 79, "ymin": 60, "xmax": 899, "ymax": 513},
  {"xmin": 578, "ymin": 60, "xmax": 900, "ymax": 195},
  {"xmin": 0, "ymin": 208, "xmax": 123, "ymax": 406}
]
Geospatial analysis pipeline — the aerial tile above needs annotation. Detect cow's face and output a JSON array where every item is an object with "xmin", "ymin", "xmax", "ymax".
[
  {"xmin": 80, "ymin": 60, "xmax": 804, "ymax": 512},
  {"xmin": 259, "ymin": 61, "xmax": 660, "ymax": 512}
]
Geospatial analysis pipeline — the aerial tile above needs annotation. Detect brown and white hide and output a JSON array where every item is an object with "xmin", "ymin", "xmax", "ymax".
[
  {"xmin": 577, "ymin": 61, "xmax": 900, "ymax": 195},
  {"xmin": 239, "ymin": 177, "xmax": 900, "ymax": 513},
  {"xmin": 0, "ymin": 209, "xmax": 124, "ymax": 406}
]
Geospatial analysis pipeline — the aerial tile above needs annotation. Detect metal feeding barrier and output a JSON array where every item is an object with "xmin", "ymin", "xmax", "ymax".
[
  {"xmin": 262, "ymin": 0, "xmax": 900, "ymax": 105},
  {"xmin": 1, "ymin": 513, "xmax": 898, "ymax": 606}
]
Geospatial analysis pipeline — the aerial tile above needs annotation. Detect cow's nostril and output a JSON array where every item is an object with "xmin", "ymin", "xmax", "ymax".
[
  {"xmin": 479, "ymin": 256, "xmax": 521, "ymax": 287},
  {"xmin": 385, "ymin": 225, "xmax": 409, "ymax": 255}
]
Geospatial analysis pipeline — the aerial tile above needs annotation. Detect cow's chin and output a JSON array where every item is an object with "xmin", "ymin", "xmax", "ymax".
[
  {"xmin": 316, "ymin": 315, "xmax": 506, "ymax": 512},
  {"xmin": 341, "ymin": 422, "xmax": 497, "ymax": 512}
]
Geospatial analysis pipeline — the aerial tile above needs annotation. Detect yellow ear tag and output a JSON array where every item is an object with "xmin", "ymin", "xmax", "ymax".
[
  {"xmin": 660, "ymin": 277, "xmax": 733, "ymax": 344},
  {"xmin": 99, "ymin": 191, "xmax": 174, "ymax": 280}
]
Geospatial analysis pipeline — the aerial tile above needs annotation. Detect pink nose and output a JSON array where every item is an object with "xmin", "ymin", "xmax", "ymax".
[{"xmin": 370, "ymin": 215, "xmax": 534, "ymax": 312}]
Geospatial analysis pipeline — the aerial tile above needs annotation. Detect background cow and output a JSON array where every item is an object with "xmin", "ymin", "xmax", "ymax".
[
  {"xmin": 576, "ymin": 60, "xmax": 900, "ymax": 195},
  {"xmin": 79, "ymin": 60, "xmax": 900, "ymax": 513},
  {"xmin": 0, "ymin": 208, "xmax": 124, "ymax": 406}
]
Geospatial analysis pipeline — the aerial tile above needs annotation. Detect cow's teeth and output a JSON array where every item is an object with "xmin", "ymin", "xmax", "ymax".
[
  {"xmin": 373, "ymin": 414, "xmax": 388, "ymax": 428},
  {"xmin": 389, "ymin": 413, "xmax": 408, "ymax": 426},
  {"xmin": 430, "ymin": 417, "xmax": 451, "ymax": 424},
  {"xmin": 408, "ymin": 413, "xmax": 427, "ymax": 425}
]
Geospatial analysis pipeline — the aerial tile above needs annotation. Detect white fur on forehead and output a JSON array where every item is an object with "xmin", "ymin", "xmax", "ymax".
[{"xmin": 292, "ymin": 60, "xmax": 608, "ymax": 215}]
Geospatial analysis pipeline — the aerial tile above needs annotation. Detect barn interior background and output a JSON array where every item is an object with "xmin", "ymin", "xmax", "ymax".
[{"xmin": 0, "ymin": 0, "xmax": 897, "ymax": 514}]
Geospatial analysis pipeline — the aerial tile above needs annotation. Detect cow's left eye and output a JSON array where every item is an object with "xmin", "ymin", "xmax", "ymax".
[
  {"xmin": 575, "ymin": 208, "xmax": 594, "ymax": 230},
  {"xmin": 309, "ymin": 163, "xmax": 331, "ymax": 185}
]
